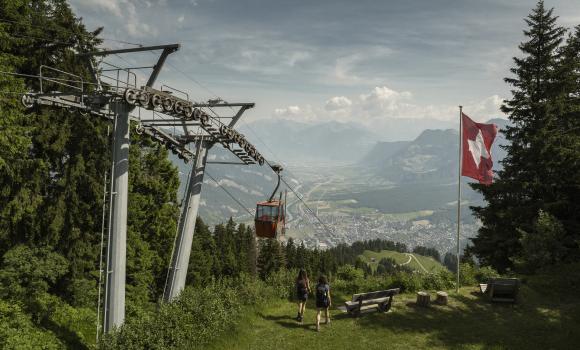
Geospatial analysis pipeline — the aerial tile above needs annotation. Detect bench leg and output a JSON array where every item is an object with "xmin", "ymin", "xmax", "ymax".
[
  {"xmin": 382, "ymin": 295, "xmax": 393, "ymax": 313},
  {"xmin": 356, "ymin": 298, "xmax": 363, "ymax": 317},
  {"xmin": 378, "ymin": 302, "xmax": 386, "ymax": 312}
]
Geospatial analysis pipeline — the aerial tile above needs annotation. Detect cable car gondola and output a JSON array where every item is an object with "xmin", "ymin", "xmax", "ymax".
[{"xmin": 255, "ymin": 165, "xmax": 286, "ymax": 239}]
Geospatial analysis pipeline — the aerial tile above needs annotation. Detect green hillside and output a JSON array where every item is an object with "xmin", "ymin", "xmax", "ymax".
[
  {"xmin": 207, "ymin": 286, "xmax": 580, "ymax": 350},
  {"xmin": 359, "ymin": 250, "xmax": 446, "ymax": 273}
]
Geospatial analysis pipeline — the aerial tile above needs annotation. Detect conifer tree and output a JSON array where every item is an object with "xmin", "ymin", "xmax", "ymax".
[
  {"xmin": 295, "ymin": 242, "xmax": 307, "ymax": 270},
  {"xmin": 257, "ymin": 239, "xmax": 285, "ymax": 280},
  {"xmin": 284, "ymin": 238, "xmax": 297, "ymax": 269},
  {"xmin": 470, "ymin": 1, "xmax": 569, "ymax": 271},
  {"xmin": 214, "ymin": 221, "xmax": 237, "ymax": 277},
  {"xmin": 245, "ymin": 225, "xmax": 258, "ymax": 276},
  {"xmin": 187, "ymin": 218, "xmax": 216, "ymax": 285}
]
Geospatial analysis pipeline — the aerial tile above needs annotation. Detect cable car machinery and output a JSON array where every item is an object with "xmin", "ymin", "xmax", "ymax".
[{"xmin": 14, "ymin": 43, "xmax": 280, "ymax": 334}]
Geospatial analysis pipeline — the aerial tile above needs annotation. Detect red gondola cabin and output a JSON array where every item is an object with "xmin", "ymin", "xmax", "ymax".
[{"xmin": 255, "ymin": 199, "xmax": 285, "ymax": 239}]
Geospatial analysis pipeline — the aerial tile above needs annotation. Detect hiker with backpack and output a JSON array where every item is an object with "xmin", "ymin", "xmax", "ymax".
[
  {"xmin": 315, "ymin": 275, "xmax": 332, "ymax": 332},
  {"xmin": 295, "ymin": 269, "xmax": 311, "ymax": 323}
]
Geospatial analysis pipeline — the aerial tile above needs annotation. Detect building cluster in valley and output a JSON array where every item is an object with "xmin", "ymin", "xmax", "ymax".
[{"xmin": 288, "ymin": 213, "xmax": 479, "ymax": 256}]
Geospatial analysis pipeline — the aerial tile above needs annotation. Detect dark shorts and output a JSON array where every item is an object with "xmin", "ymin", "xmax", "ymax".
[
  {"xmin": 316, "ymin": 300, "xmax": 329, "ymax": 309},
  {"xmin": 297, "ymin": 293, "xmax": 308, "ymax": 302}
]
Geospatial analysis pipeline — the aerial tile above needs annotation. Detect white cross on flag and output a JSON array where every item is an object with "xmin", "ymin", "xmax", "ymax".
[{"xmin": 461, "ymin": 113, "xmax": 498, "ymax": 185}]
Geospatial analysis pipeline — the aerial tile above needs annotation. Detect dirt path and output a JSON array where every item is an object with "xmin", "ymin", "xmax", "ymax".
[{"xmin": 404, "ymin": 253, "xmax": 428, "ymax": 273}]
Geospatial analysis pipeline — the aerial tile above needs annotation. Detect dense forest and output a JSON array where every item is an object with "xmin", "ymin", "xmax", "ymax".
[{"xmin": 0, "ymin": 0, "xmax": 579, "ymax": 349}]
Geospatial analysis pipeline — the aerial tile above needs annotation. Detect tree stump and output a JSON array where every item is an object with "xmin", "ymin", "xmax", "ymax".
[
  {"xmin": 435, "ymin": 291, "xmax": 448, "ymax": 305},
  {"xmin": 416, "ymin": 291, "xmax": 430, "ymax": 307}
]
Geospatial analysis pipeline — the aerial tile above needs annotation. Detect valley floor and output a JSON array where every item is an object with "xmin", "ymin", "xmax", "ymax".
[{"xmin": 208, "ymin": 286, "xmax": 580, "ymax": 350}]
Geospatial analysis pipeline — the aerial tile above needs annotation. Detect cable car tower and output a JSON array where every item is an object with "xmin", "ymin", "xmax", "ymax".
[{"xmin": 18, "ymin": 43, "xmax": 274, "ymax": 334}]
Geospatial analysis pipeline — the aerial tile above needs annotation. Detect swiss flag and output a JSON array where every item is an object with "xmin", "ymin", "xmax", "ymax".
[{"xmin": 461, "ymin": 113, "xmax": 498, "ymax": 185}]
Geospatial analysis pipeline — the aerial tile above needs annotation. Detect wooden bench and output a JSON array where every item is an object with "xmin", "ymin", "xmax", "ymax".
[
  {"xmin": 479, "ymin": 278, "xmax": 519, "ymax": 303},
  {"xmin": 344, "ymin": 288, "xmax": 400, "ymax": 316}
]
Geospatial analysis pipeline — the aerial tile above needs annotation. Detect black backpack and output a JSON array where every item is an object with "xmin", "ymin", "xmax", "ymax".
[{"xmin": 316, "ymin": 284, "xmax": 329, "ymax": 305}]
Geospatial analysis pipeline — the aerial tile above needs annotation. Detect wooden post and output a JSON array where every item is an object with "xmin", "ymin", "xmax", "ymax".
[
  {"xmin": 416, "ymin": 291, "xmax": 431, "ymax": 307},
  {"xmin": 435, "ymin": 291, "xmax": 448, "ymax": 305}
]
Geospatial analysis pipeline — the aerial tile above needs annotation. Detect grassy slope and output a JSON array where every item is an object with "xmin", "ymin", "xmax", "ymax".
[
  {"xmin": 208, "ymin": 285, "xmax": 580, "ymax": 350},
  {"xmin": 360, "ymin": 250, "xmax": 446, "ymax": 273}
]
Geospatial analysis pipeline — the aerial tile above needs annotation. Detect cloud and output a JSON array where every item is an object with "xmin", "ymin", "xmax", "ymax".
[
  {"xmin": 331, "ymin": 46, "xmax": 394, "ymax": 85},
  {"xmin": 218, "ymin": 179, "xmax": 262, "ymax": 196},
  {"xmin": 359, "ymin": 86, "xmax": 413, "ymax": 116},
  {"xmin": 77, "ymin": 0, "xmax": 123, "ymax": 16},
  {"xmin": 273, "ymin": 86, "xmax": 506, "ymax": 124},
  {"xmin": 462, "ymin": 95, "xmax": 505, "ymax": 122},
  {"xmin": 274, "ymin": 105, "xmax": 316, "ymax": 119},
  {"xmin": 324, "ymin": 96, "xmax": 352, "ymax": 111},
  {"xmin": 70, "ymin": 0, "xmax": 158, "ymax": 39},
  {"xmin": 178, "ymin": 15, "xmax": 185, "ymax": 23},
  {"xmin": 203, "ymin": 39, "xmax": 313, "ymax": 75},
  {"xmin": 274, "ymin": 105, "xmax": 302, "ymax": 117}
]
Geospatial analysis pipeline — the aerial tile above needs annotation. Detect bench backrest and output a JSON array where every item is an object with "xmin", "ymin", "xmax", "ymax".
[
  {"xmin": 489, "ymin": 278, "xmax": 519, "ymax": 296},
  {"xmin": 489, "ymin": 278, "xmax": 518, "ymax": 286},
  {"xmin": 352, "ymin": 288, "xmax": 400, "ymax": 302}
]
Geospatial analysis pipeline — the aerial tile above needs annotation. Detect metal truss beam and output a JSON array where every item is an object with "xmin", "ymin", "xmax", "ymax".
[
  {"xmin": 229, "ymin": 105, "xmax": 252, "ymax": 127},
  {"xmin": 163, "ymin": 140, "xmax": 211, "ymax": 302},
  {"xmin": 80, "ymin": 44, "xmax": 180, "ymax": 57}
]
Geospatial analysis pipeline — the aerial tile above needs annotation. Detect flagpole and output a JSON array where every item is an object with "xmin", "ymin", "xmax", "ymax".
[{"xmin": 456, "ymin": 106, "xmax": 463, "ymax": 293}]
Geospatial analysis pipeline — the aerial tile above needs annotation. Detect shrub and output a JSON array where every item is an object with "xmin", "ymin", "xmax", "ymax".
[
  {"xmin": 526, "ymin": 262, "xmax": 580, "ymax": 297},
  {"xmin": 336, "ymin": 265, "xmax": 364, "ymax": 281},
  {"xmin": 101, "ymin": 281, "xmax": 243, "ymax": 349},
  {"xmin": 234, "ymin": 273, "xmax": 275, "ymax": 305},
  {"xmin": 422, "ymin": 270, "xmax": 455, "ymax": 290},
  {"xmin": 518, "ymin": 210, "xmax": 567, "ymax": 272},
  {"xmin": 475, "ymin": 265, "xmax": 500, "ymax": 282},
  {"xmin": 0, "ymin": 300, "xmax": 63, "ymax": 350},
  {"xmin": 264, "ymin": 268, "xmax": 295, "ymax": 300},
  {"xmin": 100, "ymin": 271, "xmax": 305, "ymax": 350},
  {"xmin": 458, "ymin": 263, "xmax": 500, "ymax": 286},
  {"xmin": 390, "ymin": 271, "xmax": 423, "ymax": 292}
]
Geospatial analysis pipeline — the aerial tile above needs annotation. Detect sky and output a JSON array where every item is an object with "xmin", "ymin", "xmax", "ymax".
[{"xmin": 69, "ymin": 0, "xmax": 580, "ymax": 136}]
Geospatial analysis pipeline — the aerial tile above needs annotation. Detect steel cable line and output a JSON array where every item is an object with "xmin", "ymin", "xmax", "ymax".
[
  {"xmin": 0, "ymin": 71, "xmax": 101, "ymax": 86},
  {"xmin": 279, "ymin": 175, "xmax": 335, "ymax": 236},
  {"xmin": 110, "ymin": 51, "xmax": 334, "ymax": 234},
  {"xmin": 0, "ymin": 17, "xmax": 143, "ymax": 46},
  {"xmin": 16, "ymin": 30, "xmax": 338, "ymax": 234},
  {"xmin": 1, "ymin": 23, "xmax": 334, "ymax": 235},
  {"xmin": 205, "ymin": 170, "xmax": 253, "ymax": 216},
  {"xmin": 147, "ymin": 62, "xmax": 333, "ymax": 233}
]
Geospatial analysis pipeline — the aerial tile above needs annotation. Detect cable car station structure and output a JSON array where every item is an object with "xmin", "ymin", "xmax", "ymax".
[{"xmin": 19, "ymin": 43, "xmax": 277, "ymax": 334}]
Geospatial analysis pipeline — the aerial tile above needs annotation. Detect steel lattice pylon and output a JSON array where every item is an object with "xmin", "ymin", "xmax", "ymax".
[{"xmin": 20, "ymin": 43, "xmax": 268, "ymax": 334}]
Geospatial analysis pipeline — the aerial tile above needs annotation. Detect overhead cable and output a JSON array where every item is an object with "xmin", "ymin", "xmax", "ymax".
[{"xmin": 205, "ymin": 170, "xmax": 253, "ymax": 216}]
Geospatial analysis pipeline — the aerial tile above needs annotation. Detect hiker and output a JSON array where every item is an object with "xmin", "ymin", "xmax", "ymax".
[
  {"xmin": 295, "ymin": 269, "xmax": 311, "ymax": 323},
  {"xmin": 315, "ymin": 275, "xmax": 332, "ymax": 332}
]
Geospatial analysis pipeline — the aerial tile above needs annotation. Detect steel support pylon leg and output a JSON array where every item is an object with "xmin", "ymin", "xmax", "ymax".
[
  {"xmin": 104, "ymin": 102, "xmax": 130, "ymax": 332},
  {"xmin": 164, "ymin": 140, "xmax": 211, "ymax": 302}
]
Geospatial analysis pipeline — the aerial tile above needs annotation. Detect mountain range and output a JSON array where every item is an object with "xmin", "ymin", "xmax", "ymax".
[
  {"xmin": 237, "ymin": 119, "xmax": 381, "ymax": 165},
  {"xmin": 170, "ymin": 117, "xmax": 511, "ymax": 225},
  {"xmin": 361, "ymin": 118, "xmax": 510, "ymax": 184}
]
